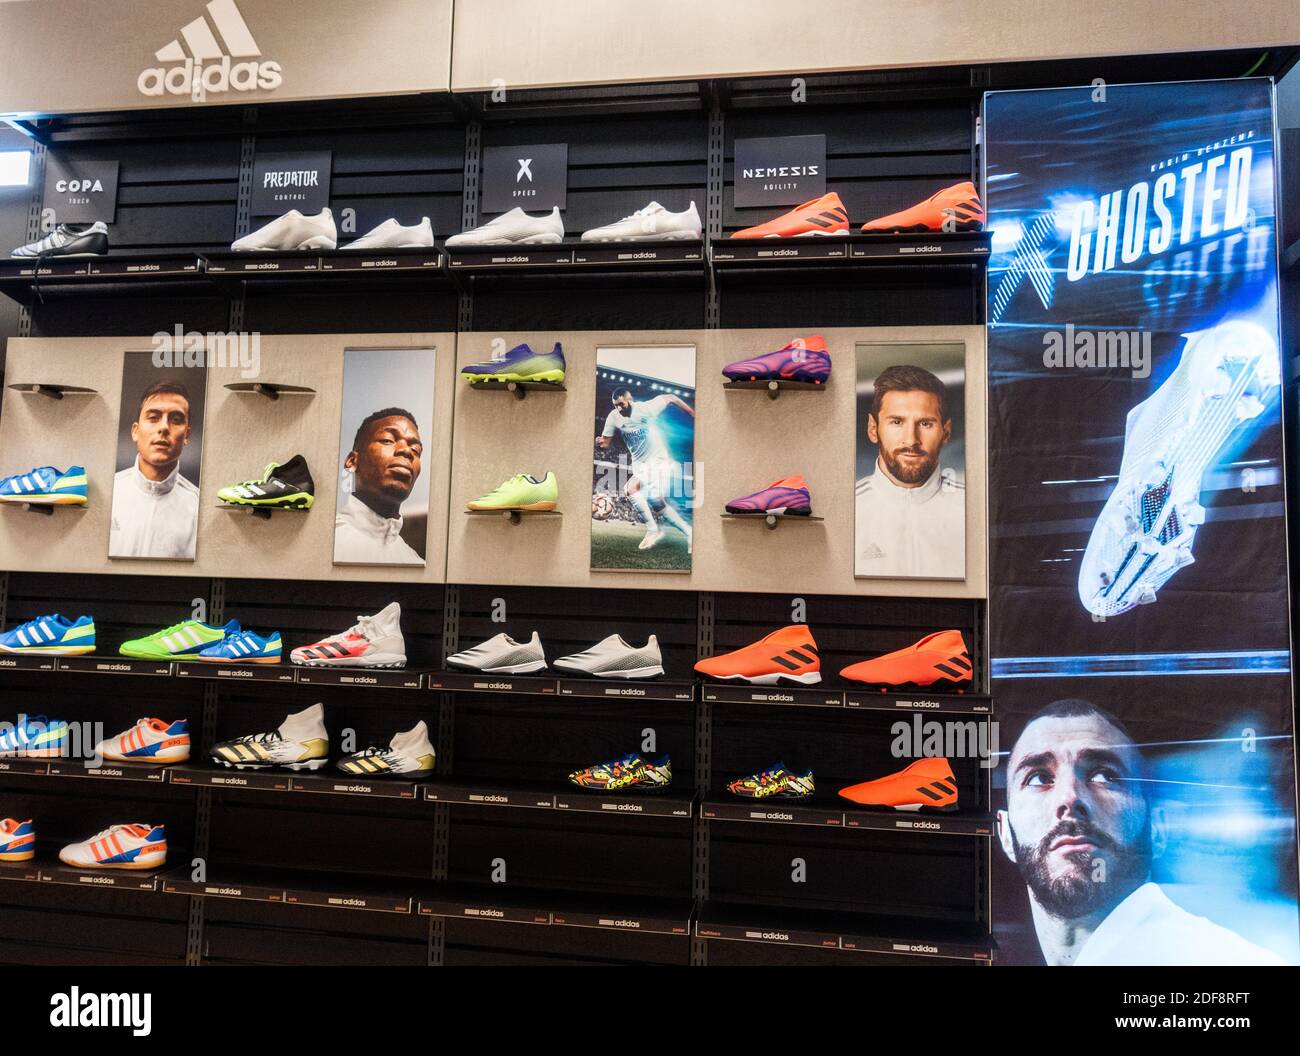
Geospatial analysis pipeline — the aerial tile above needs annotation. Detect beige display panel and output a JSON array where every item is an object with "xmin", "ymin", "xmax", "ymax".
[
  {"xmin": 0, "ymin": 333, "xmax": 455, "ymax": 584},
  {"xmin": 450, "ymin": 0, "xmax": 1297, "ymax": 91},
  {"xmin": 446, "ymin": 327, "xmax": 986, "ymax": 598}
]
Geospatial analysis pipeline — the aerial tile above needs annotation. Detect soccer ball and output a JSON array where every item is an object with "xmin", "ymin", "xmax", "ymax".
[{"xmin": 591, "ymin": 493, "xmax": 616, "ymax": 520}]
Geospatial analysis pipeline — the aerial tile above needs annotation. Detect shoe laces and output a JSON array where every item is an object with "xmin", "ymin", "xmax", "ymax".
[
  {"xmin": 354, "ymin": 615, "xmax": 380, "ymax": 642},
  {"xmin": 156, "ymin": 621, "xmax": 196, "ymax": 637}
]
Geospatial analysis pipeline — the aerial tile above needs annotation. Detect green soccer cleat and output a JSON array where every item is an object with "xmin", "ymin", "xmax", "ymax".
[
  {"xmin": 119, "ymin": 618, "xmax": 242, "ymax": 660},
  {"xmin": 217, "ymin": 454, "xmax": 314, "ymax": 510},
  {"xmin": 467, "ymin": 471, "xmax": 558, "ymax": 512}
]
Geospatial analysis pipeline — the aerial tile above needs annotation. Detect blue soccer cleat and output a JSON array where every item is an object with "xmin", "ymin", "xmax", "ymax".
[
  {"xmin": 0, "ymin": 614, "xmax": 95, "ymax": 655},
  {"xmin": 0, "ymin": 465, "xmax": 87, "ymax": 506}
]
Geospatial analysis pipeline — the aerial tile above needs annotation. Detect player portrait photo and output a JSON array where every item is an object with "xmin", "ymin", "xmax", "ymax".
[
  {"xmin": 109, "ymin": 351, "xmax": 207, "ymax": 561},
  {"xmin": 854, "ymin": 343, "xmax": 966, "ymax": 579},
  {"xmin": 997, "ymin": 697, "xmax": 1293, "ymax": 965},
  {"xmin": 591, "ymin": 345, "xmax": 696, "ymax": 573},
  {"xmin": 333, "ymin": 347, "xmax": 436, "ymax": 566}
]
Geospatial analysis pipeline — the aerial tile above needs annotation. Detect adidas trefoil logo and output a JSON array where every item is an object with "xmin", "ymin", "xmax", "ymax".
[{"xmin": 138, "ymin": 0, "xmax": 282, "ymax": 98}]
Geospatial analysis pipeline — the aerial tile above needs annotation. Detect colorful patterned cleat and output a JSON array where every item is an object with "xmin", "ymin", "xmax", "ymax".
[
  {"xmin": 0, "ymin": 614, "xmax": 95, "ymax": 655},
  {"xmin": 859, "ymin": 181, "xmax": 984, "ymax": 233},
  {"xmin": 0, "ymin": 465, "xmax": 87, "ymax": 506},
  {"xmin": 695, "ymin": 625, "xmax": 821, "ymax": 686},
  {"xmin": 0, "ymin": 819, "xmax": 36, "ymax": 862},
  {"xmin": 460, "ymin": 342, "xmax": 566, "ymax": 386},
  {"xmin": 95, "ymin": 718, "xmax": 191, "ymax": 764},
  {"xmin": 839, "ymin": 757, "xmax": 959, "ymax": 812},
  {"xmin": 337, "ymin": 721, "xmax": 435, "ymax": 777},
  {"xmin": 731, "ymin": 193, "xmax": 849, "ymax": 238},
  {"xmin": 119, "ymin": 618, "xmax": 241, "ymax": 660},
  {"xmin": 0, "ymin": 716, "xmax": 69, "ymax": 758},
  {"xmin": 840, "ymin": 631, "xmax": 972, "ymax": 688},
  {"xmin": 727, "ymin": 762, "xmax": 815, "ymax": 800},
  {"xmin": 196, "ymin": 628, "xmax": 282, "ymax": 664},
  {"xmin": 722, "ymin": 335, "xmax": 831, "ymax": 384},
  {"xmin": 725, "ymin": 475, "xmax": 813, "ymax": 517},
  {"xmin": 567, "ymin": 752, "xmax": 672, "ymax": 793},
  {"xmin": 59, "ymin": 823, "xmax": 168, "ymax": 870}
]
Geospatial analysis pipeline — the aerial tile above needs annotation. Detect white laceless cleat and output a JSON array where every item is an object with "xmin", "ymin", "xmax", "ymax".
[
  {"xmin": 337, "ymin": 720, "xmax": 436, "ymax": 777},
  {"xmin": 553, "ymin": 634, "xmax": 665, "ymax": 679},
  {"xmin": 232, "ymin": 208, "xmax": 338, "ymax": 251},
  {"xmin": 291, "ymin": 601, "xmax": 407, "ymax": 668},
  {"xmin": 445, "ymin": 207, "xmax": 564, "ymax": 247},
  {"xmin": 210, "ymin": 702, "xmax": 330, "ymax": 770},
  {"xmin": 581, "ymin": 201, "xmax": 703, "ymax": 242},
  {"xmin": 1079, "ymin": 320, "xmax": 1281, "ymax": 617},
  {"xmin": 446, "ymin": 631, "xmax": 546, "ymax": 674},
  {"xmin": 342, "ymin": 217, "xmax": 434, "ymax": 250}
]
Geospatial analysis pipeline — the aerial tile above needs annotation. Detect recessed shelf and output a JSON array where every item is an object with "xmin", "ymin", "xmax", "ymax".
[
  {"xmin": 7, "ymin": 383, "xmax": 98, "ymax": 399},
  {"xmin": 223, "ymin": 381, "xmax": 316, "ymax": 400},
  {"xmin": 721, "ymin": 511, "xmax": 824, "ymax": 530}
]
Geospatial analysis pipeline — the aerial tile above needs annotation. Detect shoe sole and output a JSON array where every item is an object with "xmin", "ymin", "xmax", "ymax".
[
  {"xmin": 99, "ymin": 750, "xmax": 190, "ymax": 764},
  {"xmin": 860, "ymin": 220, "xmax": 984, "ymax": 234},
  {"xmin": 724, "ymin": 506, "xmax": 812, "ymax": 517},
  {"xmin": 446, "ymin": 659, "xmax": 547, "ymax": 675},
  {"xmin": 60, "ymin": 856, "xmax": 167, "ymax": 870},
  {"xmin": 569, "ymin": 781, "xmax": 673, "ymax": 794},
  {"xmin": 841, "ymin": 799, "xmax": 960, "ymax": 813},
  {"xmin": 0, "ymin": 850, "xmax": 35, "ymax": 861},
  {"xmin": 581, "ymin": 231, "xmax": 701, "ymax": 242},
  {"xmin": 292, "ymin": 655, "xmax": 407, "ymax": 668},
  {"xmin": 462, "ymin": 369, "xmax": 565, "ymax": 385},
  {"xmin": 552, "ymin": 664, "xmax": 665, "ymax": 680},
  {"xmin": 446, "ymin": 234, "xmax": 563, "ymax": 246},
  {"xmin": 219, "ymin": 496, "xmax": 314, "ymax": 509},
  {"xmin": 233, "ymin": 236, "xmax": 338, "ymax": 252},
  {"xmin": 466, "ymin": 501, "xmax": 557, "ymax": 512},
  {"xmin": 196, "ymin": 656, "xmax": 281, "ymax": 664},
  {"xmin": 211, "ymin": 757, "xmax": 328, "ymax": 771},
  {"xmin": 0, "ymin": 644, "xmax": 94, "ymax": 655},
  {"xmin": 704, "ymin": 671, "xmax": 822, "ymax": 686},
  {"xmin": 0, "ymin": 494, "xmax": 88, "ymax": 505}
]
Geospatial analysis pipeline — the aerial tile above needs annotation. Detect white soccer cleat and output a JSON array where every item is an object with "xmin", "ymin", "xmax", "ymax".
[
  {"xmin": 581, "ymin": 201, "xmax": 703, "ymax": 242},
  {"xmin": 445, "ymin": 207, "xmax": 564, "ymax": 247},
  {"xmin": 291, "ymin": 601, "xmax": 407, "ymax": 668},
  {"xmin": 446, "ymin": 631, "xmax": 547, "ymax": 674},
  {"xmin": 553, "ymin": 634, "xmax": 665, "ymax": 680},
  {"xmin": 95, "ymin": 718, "xmax": 191, "ymax": 764},
  {"xmin": 232, "ymin": 208, "xmax": 338, "ymax": 251},
  {"xmin": 59, "ymin": 823, "xmax": 167, "ymax": 870},
  {"xmin": 1079, "ymin": 320, "xmax": 1281, "ymax": 617},
  {"xmin": 337, "ymin": 720, "xmax": 436, "ymax": 777},
  {"xmin": 342, "ymin": 217, "xmax": 434, "ymax": 250},
  {"xmin": 638, "ymin": 528, "xmax": 665, "ymax": 551},
  {"xmin": 210, "ymin": 702, "xmax": 329, "ymax": 770}
]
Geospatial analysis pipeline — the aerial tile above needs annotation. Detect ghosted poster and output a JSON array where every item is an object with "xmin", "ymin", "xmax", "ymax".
[{"xmin": 985, "ymin": 80, "xmax": 1297, "ymax": 964}]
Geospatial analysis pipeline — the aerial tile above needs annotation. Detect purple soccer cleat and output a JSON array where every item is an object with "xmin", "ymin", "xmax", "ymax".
[
  {"xmin": 722, "ymin": 335, "xmax": 831, "ymax": 384},
  {"xmin": 725, "ymin": 475, "xmax": 813, "ymax": 516}
]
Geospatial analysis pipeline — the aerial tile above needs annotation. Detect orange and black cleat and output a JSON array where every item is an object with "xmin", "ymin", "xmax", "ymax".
[
  {"xmin": 838, "ymin": 757, "xmax": 959, "ymax": 812},
  {"xmin": 859, "ymin": 181, "xmax": 984, "ymax": 233},
  {"xmin": 694, "ymin": 625, "xmax": 821, "ymax": 686},
  {"xmin": 840, "ymin": 630, "xmax": 972, "ymax": 690},
  {"xmin": 731, "ymin": 193, "xmax": 849, "ymax": 239}
]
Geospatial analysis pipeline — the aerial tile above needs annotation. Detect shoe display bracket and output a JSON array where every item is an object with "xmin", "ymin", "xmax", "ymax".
[
  {"xmin": 720, "ymin": 511, "xmax": 826, "ymax": 530},
  {"xmin": 723, "ymin": 378, "xmax": 827, "ymax": 400},
  {"xmin": 223, "ymin": 381, "xmax": 317, "ymax": 401},
  {"xmin": 7, "ymin": 382, "xmax": 98, "ymax": 400}
]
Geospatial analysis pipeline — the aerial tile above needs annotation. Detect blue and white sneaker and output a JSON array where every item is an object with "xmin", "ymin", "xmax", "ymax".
[
  {"xmin": 460, "ymin": 342, "xmax": 566, "ymax": 385},
  {"xmin": 0, "ymin": 715, "xmax": 70, "ymax": 758},
  {"xmin": 0, "ymin": 465, "xmax": 87, "ymax": 506},
  {"xmin": 0, "ymin": 614, "xmax": 95, "ymax": 655},
  {"xmin": 1079, "ymin": 320, "xmax": 1282, "ymax": 617},
  {"xmin": 197, "ymin": 628, "xmax": 282, "ymax": 664}
]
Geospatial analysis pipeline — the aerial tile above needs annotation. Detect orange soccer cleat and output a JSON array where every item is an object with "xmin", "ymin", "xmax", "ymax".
[
  {"xmin": 840, "ymin": 630, "xmax": 972, "ymax": 688},
  {"xmin": 731, "ymin": 193, "xmax": 849, "ymax": 239},
  {"xmin": 694, "ymin": 625, "xmax": 821, "ymax": 685},
  {"xmin": 859, "ymin": 181, "xmax": 984, "ymax": 233},
  {"xmin": 839, "ymin": 757, "xmax": 959, "ymax": 812}
]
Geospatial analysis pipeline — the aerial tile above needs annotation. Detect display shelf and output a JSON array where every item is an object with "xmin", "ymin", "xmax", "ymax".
[
  {"xmin": 421, "ymin": 778, "xmax": 557, "ymax": 811},
  {"xmin": 444, "ymin": 244, "xmax": 575, "ymax": 271},
  {"xmin": 417, "ymin": 883, "xmax": 693, "ymax": 936},
  {"xmin": 465, "ymin": 508, "xmax": 563, "ymax": 526},
  {"xmin": 40, "ymin": 862, "xmax": 162, "ymax": 892},
  {"xmin": 54, "ymin": 656, "xmax": 173, "ymax": 677},
  {"xmin": 695, "ymin": 901, "xmax": 994, "ymax": 962},
  {"xmin": 46, "ymin": 758, "xmax": 169, "ymax": 783},
  {"xmin": 0, "ymin": 253, "xmax": 205, "ymax": 304},
  {"xmin": 295, "ymin": 666, "xmax": 425, "ymax": 690},
  {"xmin": 570, "ymin": 240, "xmax": 705, "ymax": 268},
  {"xmin": 0, "ymin": 758, "xmax": 50, "ymax": 776},
  {"xmin": 0, "ymin": 653, "xmax": 58, "ymax": 673},
  {"xmin": 216, "ymin": 504, "xmax": 312, "ymax": 521},
  {"xmin": 841, "ymin": 805, "xmax": 993, "ymax": 836},
  {"xmin": 710, "ymin": 237, "xmax": 850, "ymax": 263},
  {"xmin": 722, "ymin": 378, "xmax": 827, "ymax": 400},
  {"xmin": 7, "ymin": 382, "xmax": 98, "ymax": 399},
  {"xmin": 556, "ymin": 677, "xmax": 696, "ymax": 702},
  {"xmin": 843, "ymin": 690, "xmax": 991, "ymax": 714},
  {"xmin": 427, "ymin": 670, "xmax": 559, "ymax": 695},
  {"xmin": 200, "ymin": 249, "xmax": 325, "ymax": 276},
  {"xmin": 553, "ymin": 786, "xmax": 695, "ymax": 819},
  {"xmin": 700, "ymin": 795, "xmax": 845, "ymax": 828},
  {"xmin": 700, "ymin": 681, "xmax": 845, "ymax": 709},
  {"xmin": 316, "ymin": 247, "xmax": 445, "ymax": 276},
  {"xmin": 0, "ymin": 499, "xmax": 85, "ymax": 517},
  {"xmin": 721, "ymin": 511, "xmax": 825, "ymax": 530},
  {"xmin": 463, "ymin": 379, "xmax": 566, "ymax": 400},
  {"xmin": 174, "ymin": 660, "xmax": 296, "ymax": 682},
  {"xmin": 159, "ymin": 867, "xmax": 285, "ymax": 905},
  {"xmin": 167, "ymin": 765, "xmax": 292, "ymax": 792},
  {"xmin": 202, "ymin": 249, "xmax": 451, "ymax": 294},
  {"xmin": 0, "ymin": 858, "xmax": 41, "ymax": 883},
  {"xmin": 846, "ymin": 231, "xmax": 992, "ymax": 262},
  {"xmin": 288, "ymin": 771, "xmax": 424, "ymax": 800},
  {"xmin": 223, "ymin": 381, "xmax": 316, "ymax": 400}
]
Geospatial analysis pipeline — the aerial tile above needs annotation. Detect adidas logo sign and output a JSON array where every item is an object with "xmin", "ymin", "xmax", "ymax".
[{"xmin": 138, "ymin": 0, "xmax": 281, "ymax": 98}]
